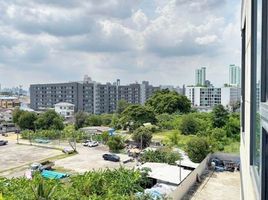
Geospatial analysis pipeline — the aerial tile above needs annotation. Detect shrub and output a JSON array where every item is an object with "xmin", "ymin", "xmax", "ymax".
[
  {"xmin": 107, "ymin": 135, "xmax": 125, "ymax": 152},
  {"xmin": 186, "ymin": 137, "xmax": 210, "ymax": 163},
  {"xmin": 179, "ymin": 115, "xmax": 200, "ymax": 135},
  {"xmin": 140, "ymin": 147, "xmax": 181, "ymax": 165}
]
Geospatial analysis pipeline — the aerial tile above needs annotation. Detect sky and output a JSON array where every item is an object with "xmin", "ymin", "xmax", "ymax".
[{"xmin": 0, "ymin": 0, "xmax": 241, "ymax": 89}]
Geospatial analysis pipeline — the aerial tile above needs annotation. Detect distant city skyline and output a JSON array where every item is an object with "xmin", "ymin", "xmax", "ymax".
[{"xmin": 0, "ymin": 0, "xmax": 240, "ymax": 89}]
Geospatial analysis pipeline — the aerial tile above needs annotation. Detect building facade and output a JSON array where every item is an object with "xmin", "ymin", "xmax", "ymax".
[
  {"xmin": 185, "ymin": 86, "xmax": 241, "ymax": 108},
  {"xmin": 229, "ymin": 64, "xmax": 241, "ymax": 86},
  {"xmin": 0, "ymin": 97, "xmax": 20, "ymax": 109},
  {"xmin": 30, "ymin": 79, "xmax": 160, "ymax": 114},
  {"xmin": 240, "ymin": 0, "xmax": 268, "ymax": 199},
  {"xmin": 195, "ymin": 67, "xmax": 206, "ymax": 86},
  {"xmin": 54, "ymin": 102, "xmax": 75, "ymax": 119}
]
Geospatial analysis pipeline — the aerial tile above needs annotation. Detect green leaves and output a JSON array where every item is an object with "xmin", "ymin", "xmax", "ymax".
[
  {"xmin": 145, "ymin": 90, "xmax": 191, "ymax": 114},
  {"xmin": 0, "ymin": 168, "xmax": 153, "ymax": 200},
  {"xmin": 140, "ymin": 148, "xmax": 181, "ymax": 165}
]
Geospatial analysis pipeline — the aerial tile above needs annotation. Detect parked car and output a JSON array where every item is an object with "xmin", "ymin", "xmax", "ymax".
[
  {"xmin": 0, "ymin": 140, "xmax": 8, "ymax": 146},
  {"xmin": 102, "ymin": 154, "xmax": 120, "ymax": 162},
  {"xmin": 82, "ymin": 140, "xmax": 91, "ymax": 146},
  {"xmin": 30, "ymin": 160, "xmax": 55, "ymax": 172},
  {"xmin": 62, "ymin": 148, "xmax": 75, "ymax": 154},
  {"xmin": 87, "ymin": 141, "xmax": 99, "ymax": 147}
]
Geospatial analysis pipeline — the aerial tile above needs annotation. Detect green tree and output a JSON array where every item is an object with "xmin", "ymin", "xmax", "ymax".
[
  {"xmin": 186, "ymin": 137, "xmax": 210, "ymax": 163},
  {"xmin": 34, "ymin": 110, "xmax": 64, "ymax": 130},
  {"xmin": 74, "ymin": 111, "xmax": 88, "ymax": 129},
  {"xmin": 100, "ymin": 114, "xmax": 113, "ymax": 126},
  {"xmin": 119, "ymin": 105, "xmax": 156, "ymax": 131},
  {"xmin": 211, "ymin": 105, "xmax": 229, "ymax": 128},
  {"xmin": 225, "ymin": 114, "xmax": 240, "ymax": 141},
  {"xmin": 179, "ymin": 114, "xmax": 200, "ymax": 135},
  {"xmin": 146, "ymin": 89, "xmax": 191, "ymax": 114},
  {"xmin": 12, "ymin": 108, "xmax": 24, "ymax": 124},
  {"xmin": 116, "ymin": 99, "xmax": 130, "ymax": 114},
  {"xmin": 107, "ymin": 135, "xmax": 125, "ymax": 152},
  {"xmin": 132, "ymin": 127, "xmax": 153, "ymax": 148},
  {"xmin": 17, "ymin": 112, "xmax": 37, "ymax": 130},
  {"xmin": 86, "ymin": 115, "xmax": 102, "ymax": 126}
]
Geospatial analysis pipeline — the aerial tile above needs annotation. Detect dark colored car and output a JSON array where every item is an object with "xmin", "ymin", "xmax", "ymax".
[
  {"xmin": 102, "ymin": 154, "xmax": 120, "ymax": 162},
  {"xmin": 0, "ymin": 140, "xmax": 8, "ymax": 146}
]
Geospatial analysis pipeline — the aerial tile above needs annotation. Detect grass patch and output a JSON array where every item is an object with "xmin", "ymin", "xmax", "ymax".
[
  {"xmin": 223, "ymin": 141, "xmax": 240, "ymax": 154},
  {"xmin": 153, "ymin": 130, "xmax": 240, "ymax": 154},
  {"xmin": 152, "ymin": 130, "xmax": 195, "ymax": 150}
]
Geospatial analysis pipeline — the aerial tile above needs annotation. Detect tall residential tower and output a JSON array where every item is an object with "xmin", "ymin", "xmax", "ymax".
[
  {"xmin": 195, "ymin": 67, "xmax": 206, "ymax": 86},
  {"xmin": 229, "ymin": 64, "xmax": 241, "ymax": 86}
]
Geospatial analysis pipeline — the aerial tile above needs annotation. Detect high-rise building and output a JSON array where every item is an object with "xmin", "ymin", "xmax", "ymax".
[
  {"xmin": 229, "ymin": 64, "xmax": 241, "ymax": 86},
  {"xmin": 195, "ymin": 67, "xmax": 206, "ymax": 86},
  {"xmin": 30, "ymin": 78, "xmax": 160, "ymax": 114}
]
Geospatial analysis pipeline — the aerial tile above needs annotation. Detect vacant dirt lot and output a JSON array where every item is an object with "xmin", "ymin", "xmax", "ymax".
[
  {"xmin": 55, "ymin": 144, "xmax": 136, "ymax": 173},
  {"xmin": 0, "ymin": 136, "xmax": 63, "ymax": 173}
]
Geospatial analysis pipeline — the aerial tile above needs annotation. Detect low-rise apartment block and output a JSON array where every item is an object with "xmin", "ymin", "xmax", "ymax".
[
  {"xmin": 30, "ymin": 78, "xmax": 161, "ymax": 114},
  {"xmin": 185, "ymin": 86, "xmax": 241, "ymax": 108}
]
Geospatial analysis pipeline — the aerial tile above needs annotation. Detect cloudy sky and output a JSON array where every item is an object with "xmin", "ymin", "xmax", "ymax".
[{"xmin": 0, "ymin": 0, "xmax": 241, "ymax": 89}]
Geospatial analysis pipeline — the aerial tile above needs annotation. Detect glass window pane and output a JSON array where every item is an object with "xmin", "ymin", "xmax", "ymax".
[{"xmin": 254, "ymin": 0, "xmax": 262, "ymax": 173}]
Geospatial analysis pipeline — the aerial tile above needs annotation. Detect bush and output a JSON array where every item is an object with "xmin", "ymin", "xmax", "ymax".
[
  {"xmin": 179, "ymin": 115, "xmax": 200, "ymax": 135},
  {"xmin": 186, "ymin": 137, "xmax": 210, "ymax": 163},
  {"xmin": 132, "ymin": 127, "xmax": 153, "ymax": 149},
  {"xmin": 140, "ymin": 147, "xmax": 181, "ymax": 165},
  {"xmin": 86, "ymin": 115, "xmax": 102, "ymax": 126},
  {"xmin": 107, "ymin": 135, "xmax": 125, "ymax": 152},
  {"xmin": 156, "ymin": 114, "xmax": 176, "ymax": 130}
]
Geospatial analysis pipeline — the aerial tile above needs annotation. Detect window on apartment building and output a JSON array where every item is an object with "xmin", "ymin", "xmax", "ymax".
[
  {"xmin": 241, "ymin": 25, "xmax": 245, "ymax": 134},
  {"xmin": 251, "ymin": 0, "xmax": 262, "ymax": 175}
]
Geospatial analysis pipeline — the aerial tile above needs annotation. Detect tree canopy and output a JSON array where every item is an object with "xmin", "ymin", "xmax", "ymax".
[
  {"xmin": 132, "ymin": 127, "xmax": 153, "ymax": 148},
  {"xmin": 186, "ymin": 137, "xmax": 210, "ymax": 163},
  {"xmin": 35, "ymin": 110, "xmax": 64, "ymax": 130},
  {"xmin": 145, "ymin": 89, "xmax": 191, "ymax": 114},
  {"xmin": 119, "ymin": 105, "xmax": 156, "ymax": 130},
  {"xmin": 116, "ymin": 99, "xmax": 130, "ymax": 114},
  {"xmin": 211, "ymin": 105, "xmax": 229, "ymax": 128}
]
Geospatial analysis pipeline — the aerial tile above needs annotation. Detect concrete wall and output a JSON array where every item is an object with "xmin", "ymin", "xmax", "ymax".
[{"xmin": 169, "ymin": 154, "xmax": 211, "ymax": 200}]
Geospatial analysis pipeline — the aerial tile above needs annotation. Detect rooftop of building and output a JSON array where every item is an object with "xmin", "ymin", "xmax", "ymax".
[
  {"xmin": 137, "ymin": 162, "xmax": 192, "ymax": 185},
  {"xmin": 54, "ymin": 102, "xmax": 75, "ymax": 107},
  {"xmin": 184, "ymin": 170, "xmax": 240, "ymax": 200}
]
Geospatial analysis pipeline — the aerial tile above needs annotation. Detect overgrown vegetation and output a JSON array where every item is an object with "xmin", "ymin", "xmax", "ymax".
[
  {"xmin": 140, "ymin": 147, "xmax": 181, "ymax": 165},
  {"xmin": 0, "ymin": 168, "xmax": 159, "ymax": 200}
]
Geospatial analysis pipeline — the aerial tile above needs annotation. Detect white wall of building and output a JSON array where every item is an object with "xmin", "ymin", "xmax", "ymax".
[{"xmin": 54, "ymin": 102, "xmax": 75, "ymax": 119}]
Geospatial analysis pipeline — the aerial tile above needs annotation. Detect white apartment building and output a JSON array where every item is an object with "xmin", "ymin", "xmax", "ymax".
[
  {"xmin": 186, "ymin": 86, "xmax": 241, "ymax": 108},
  {"xmin": 54, "ymin": 102, "xmax": 75, "ymax": 119}
]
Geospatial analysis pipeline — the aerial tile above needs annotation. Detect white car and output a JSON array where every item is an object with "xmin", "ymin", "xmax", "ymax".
[{"xmin": 87, "ymin": 141, "xmax": 99, "ymax": 147}]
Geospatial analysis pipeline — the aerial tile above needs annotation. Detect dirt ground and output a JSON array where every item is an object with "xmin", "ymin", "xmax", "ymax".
[
  {"xmin": 0, "ymin": 134, "xmax": 136, "ymax": 178},
  {"xmin": 189, "ymin": 171, "xmax": 240, "ymax": 200},
  {"xmin": 55, "ymin": 144, "xmax": 136, "ymax": 173},
  {"xmin": 0, "ymin": 136, "xmax": 62, "ymax": 172}
]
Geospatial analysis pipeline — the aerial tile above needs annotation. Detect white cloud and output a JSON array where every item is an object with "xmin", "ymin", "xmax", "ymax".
[{"xmin": 0, "ymin": 0, "xmax": 241, "ymax": 89}]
